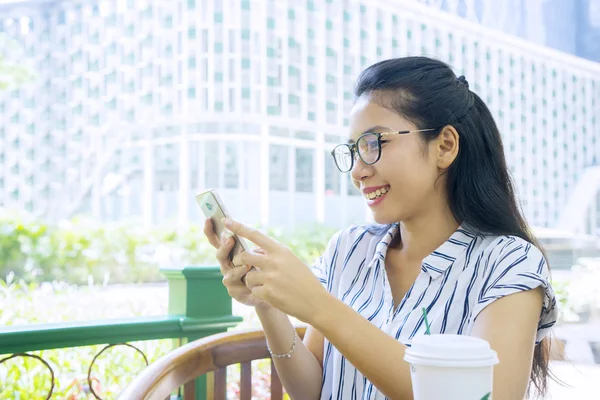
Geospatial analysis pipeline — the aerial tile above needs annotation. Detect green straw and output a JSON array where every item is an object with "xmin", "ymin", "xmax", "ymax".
[{"xmin": 422, "ymin": 307, "xmax": 431, "ymax": 335}]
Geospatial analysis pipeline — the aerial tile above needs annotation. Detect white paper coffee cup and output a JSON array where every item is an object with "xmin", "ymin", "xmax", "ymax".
[{"xmin": 404, "ymin": 334, "xmax": 499, "ymax": 400}]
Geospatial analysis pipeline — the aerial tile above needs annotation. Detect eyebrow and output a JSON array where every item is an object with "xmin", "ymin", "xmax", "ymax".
[{"xmin": 348, "ymin": 125, "xmax": 392, "ymax": 143}]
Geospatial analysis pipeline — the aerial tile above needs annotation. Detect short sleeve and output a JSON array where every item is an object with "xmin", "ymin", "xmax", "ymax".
[
  {"xmin": 472, "ymin": 238, "xmax": 558, "ymax": 344},
  {"xmin": 311, "ymin": 229, "xmax": 344, "ymax": 293},
  {"xmin": 312, "ymin": 254, "xmax": 328, "ymax": 288}
]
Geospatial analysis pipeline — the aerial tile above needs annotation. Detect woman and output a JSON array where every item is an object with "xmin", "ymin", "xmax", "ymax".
[{"xmin": 203, "ymin": 56, "xmax": 557, "ymax": 400}]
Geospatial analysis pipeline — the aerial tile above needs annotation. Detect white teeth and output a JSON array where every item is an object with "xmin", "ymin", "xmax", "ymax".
[{"xmin": 366, "ymin": 186, "xmax": 389, "ymax": 200}]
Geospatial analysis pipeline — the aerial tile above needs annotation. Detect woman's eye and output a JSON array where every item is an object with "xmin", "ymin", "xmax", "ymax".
[{"xmin": 380, "ymin": 140, "xmax": 389, "ymax": 145}]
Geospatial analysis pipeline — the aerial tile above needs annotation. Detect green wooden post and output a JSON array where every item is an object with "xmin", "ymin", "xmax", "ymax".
[{"xmin": 161, "ymin": 265, "xmax": 241, "ymax": 400}]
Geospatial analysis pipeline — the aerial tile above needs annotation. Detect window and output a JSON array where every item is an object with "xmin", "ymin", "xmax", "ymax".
[
  {"xmin": 224, "ymin": 143, "xmax": 239, "ymax": 188},
  {"xmin": 204, "ymin": 142, "xmax": 219, "ymax": 187},
  {"xmin": 326, "ymin": 101, "xmax": 337, "ymax": 124},
  {"xmin": 296, "ymin": 148, "xmax": 313, "ymax": 192},
  {"xmin": 270, "ymin": 126, "xmax": 289, "ymax": 137},
  {"xmin": 325, "ymin": 151, "xmax": 340, "ymax": 195},
  {"xmin": 267, "ymin": 91, "xmax": 281, "ymax": 115},
  {"xmin": 228, "ymin": 88, "xmax": 236, "ymax": 111},
  {"xmin": 270, "ymin": 145, "xmax": 288, "ymax": 190}
]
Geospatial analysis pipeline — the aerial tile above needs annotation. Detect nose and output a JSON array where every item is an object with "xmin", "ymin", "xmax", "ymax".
[{"xmin": 350, "ymin": 156, "xmax": 374, "ymax": 187}]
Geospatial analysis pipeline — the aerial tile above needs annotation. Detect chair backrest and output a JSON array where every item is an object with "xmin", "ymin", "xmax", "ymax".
[{"xmin": 119, "ymin": 326, "xmax": 307, "ymax": 400}]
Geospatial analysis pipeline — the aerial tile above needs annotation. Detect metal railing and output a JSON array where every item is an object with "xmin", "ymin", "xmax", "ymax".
[{"xmin": 0, "ymin": 266, "xmax": 242, "ymax": 400}]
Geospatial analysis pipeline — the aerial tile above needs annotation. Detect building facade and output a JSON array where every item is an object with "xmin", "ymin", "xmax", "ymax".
[
  {"xmin": 417, "ymin": 0, "xmax": 600, "ymax": 63},
  {"xmin": 0, "ymin": 0, "xmax": 599, "ymax": 236}
]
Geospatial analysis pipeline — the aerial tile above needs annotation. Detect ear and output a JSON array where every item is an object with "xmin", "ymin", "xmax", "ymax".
[{"xmin": 435, "ymin": 125, "xmax": 460, "ymax": 169}]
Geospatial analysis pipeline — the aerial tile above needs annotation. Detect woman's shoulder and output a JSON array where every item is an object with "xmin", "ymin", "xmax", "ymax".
[
  {"xmin": 474, "ymin": 232, "xmax": 548, "ymax": 277},
  {"xmin": 468, "ymin": 232, "xmax": 557, "ymax": 341},
  {"xmin": 479, "ymin": 233, "xmax": 545, "ymax": 260}
]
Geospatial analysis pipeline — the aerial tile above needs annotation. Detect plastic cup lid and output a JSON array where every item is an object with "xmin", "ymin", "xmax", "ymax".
[{"xmin": 404, "ymin": 334, "xmax": 499, "ymax": 367}]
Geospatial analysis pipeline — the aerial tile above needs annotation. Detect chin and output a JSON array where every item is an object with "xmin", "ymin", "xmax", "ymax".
[{"xmin": 371, "ymin": 211, "xmax": 401, "ymax": 225}]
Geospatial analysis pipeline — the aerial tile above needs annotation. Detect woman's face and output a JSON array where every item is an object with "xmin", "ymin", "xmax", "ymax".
[{"xmin": 348, "ymin": 94, "xmax": 445, "ymax": 225}]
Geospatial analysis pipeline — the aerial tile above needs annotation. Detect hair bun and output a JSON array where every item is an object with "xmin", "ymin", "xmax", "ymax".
[{"xmin": 456, "ymin": 75, "xmax": 469, "ymax": 89}]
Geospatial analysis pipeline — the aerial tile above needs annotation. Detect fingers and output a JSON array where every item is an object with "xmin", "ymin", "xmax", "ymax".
[
  {"xmin": 216, "ymin": 232, "xmax": 235, "ymax": 269},
  {"xmin": 240, "ymin": 249, "xmax": 264, "ymax": 282},
  {"xmin": 223, "ymin": 218, "xmax": 278, "ymax": 251},
  {"xmin": 232, "ymin": 250, "xmax": 267, "ymax": 269},
  {"xmin": 223, "ymin": 264, "xmax": 252, "ymax": 287},
  {"xmin": 244, "ymin": 268, "xmax": 266, "ymax": 288},
  {"xmin": 203, "ymin": 218, "xmax": 220, "ymax": 248}
]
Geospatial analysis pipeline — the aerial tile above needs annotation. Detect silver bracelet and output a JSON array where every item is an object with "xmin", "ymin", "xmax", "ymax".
[{"xmin": 266, "ymin": 330, "xmax": 297, "ymax": 358}]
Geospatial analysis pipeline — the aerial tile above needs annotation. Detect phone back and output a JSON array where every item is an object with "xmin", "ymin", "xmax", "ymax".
[{"xmin": 196, "ymin": 190, "xmax": 248, "ymax": 259}]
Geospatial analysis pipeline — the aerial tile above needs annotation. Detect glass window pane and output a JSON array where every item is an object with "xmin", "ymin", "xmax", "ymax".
[
  {"xmin": 296, "ymin": 148, "xmax": 313, "ymax": 192},
  {"xmin": 270, "ymin": 144, "xmax": 288, "ymax": 190},
  {"xmin": 204, "ymin": 141, "xmax": 219, "ymax": 187},
  {"xmin": 224, "ymin": 143, "xmax": 238, "ymax": 188},
  {"xmin": 325, "ymin": 150, "xmax": 340, "ymax": 195}
]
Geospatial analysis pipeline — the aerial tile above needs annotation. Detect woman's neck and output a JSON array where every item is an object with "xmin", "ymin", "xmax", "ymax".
[{"xmin": 394, "ymin": 205, "xmax": 460, "ymax": 264}]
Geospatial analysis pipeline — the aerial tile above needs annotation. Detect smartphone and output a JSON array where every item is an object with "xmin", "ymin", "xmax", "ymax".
[{"xmin": 196, "ymin": 189, "xmax": 251, "ymax": 263}]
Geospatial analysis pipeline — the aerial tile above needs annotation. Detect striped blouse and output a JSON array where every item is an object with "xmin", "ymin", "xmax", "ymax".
[{"xmin": 311, "ymin": 223, "xmax": 557, "ymax": 400}]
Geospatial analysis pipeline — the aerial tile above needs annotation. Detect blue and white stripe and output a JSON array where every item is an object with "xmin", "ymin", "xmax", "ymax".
[{"xmin": 311, "ymin": 223, "xmax": 558, "ymax": 400}]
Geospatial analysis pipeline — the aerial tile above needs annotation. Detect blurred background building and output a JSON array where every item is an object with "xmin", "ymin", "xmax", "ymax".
[
  {"xmin": 0, "ymin": 0, "xmax": 599, "ymax": 264},
  {"xmin": 418, "ymin": 0, "xmax": 600, "ymax": 63}
]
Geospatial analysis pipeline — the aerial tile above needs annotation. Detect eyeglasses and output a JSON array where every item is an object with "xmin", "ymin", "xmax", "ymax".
[{"xmin": 330, "ymin": 128, "xmax": 438, "ymax": 173}]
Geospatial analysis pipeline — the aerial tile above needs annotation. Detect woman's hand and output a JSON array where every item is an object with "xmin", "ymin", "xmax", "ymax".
[
  {"xmin": 224, "ymin": 218, "xmax": 331, "ymax": 324},
  {"xmin": 203, "ymin": 218, "xmax": 268, "ymax": 308}
]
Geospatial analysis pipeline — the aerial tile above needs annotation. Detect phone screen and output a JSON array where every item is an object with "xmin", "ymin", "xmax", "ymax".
[{"xmin": 196, "ymin": 190, "xmax": 249, "ymax": 260}]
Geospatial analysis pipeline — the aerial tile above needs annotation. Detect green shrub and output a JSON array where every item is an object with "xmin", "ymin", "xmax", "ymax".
[{"xmin": 0, "ymin": 209, "xmax": 336, "ymax": 285}]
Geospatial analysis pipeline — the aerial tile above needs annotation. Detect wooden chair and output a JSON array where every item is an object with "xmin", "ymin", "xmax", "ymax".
[{"xmin": 118, "ymin": 326, "xmax": 306, "ymax": 400}]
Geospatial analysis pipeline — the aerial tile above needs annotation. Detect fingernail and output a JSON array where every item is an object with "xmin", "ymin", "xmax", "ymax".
[{"xmin": 222, "ymin": 218, "xmax": 232, "ymax": 228}]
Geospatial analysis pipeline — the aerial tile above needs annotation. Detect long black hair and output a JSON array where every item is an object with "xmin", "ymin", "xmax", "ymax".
[{"xmin": 355, "ymin": 56, "xmax": 552, "ymax": 397}]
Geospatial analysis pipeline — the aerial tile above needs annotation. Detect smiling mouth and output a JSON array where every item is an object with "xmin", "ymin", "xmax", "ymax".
[{"xmin": 365, "ymin": 186, "xmax": 390, "ymax": 200}]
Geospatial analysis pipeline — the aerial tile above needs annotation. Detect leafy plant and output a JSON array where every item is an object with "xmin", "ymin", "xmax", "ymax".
[
  {"xmin": 558, "ymin": 258, "xmax": 600, "ymax": 322},
  {"xmin": 0, "ymin": 208, "xmax": 336, "ymax": 285}
]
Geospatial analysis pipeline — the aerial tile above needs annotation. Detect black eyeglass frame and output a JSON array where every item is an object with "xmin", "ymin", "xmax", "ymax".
[{"xmin": 330, "ymin": 128, "xmax": 438, "ymax": 173}]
